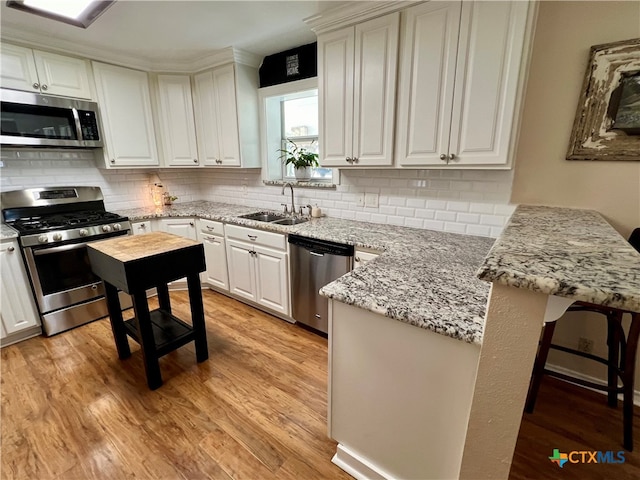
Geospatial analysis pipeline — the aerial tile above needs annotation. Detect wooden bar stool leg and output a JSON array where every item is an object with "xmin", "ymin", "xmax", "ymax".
[
  {"xmin": 606, "ymin": 311, "xmax": 623, "ymax": 408},
  {"xmin": 622, "ymin": 314, "xmax": 640, "ymax": 451},
  {"xmin": 187, "ymin": 274, "xmax": 208, "ymax": 363},
  {"xmin": 526, "ymin": 321, "xmax": 556, "ymax": 413},
  {"xmin": 132, "ymin": 290, "xmax": 163, "ymax": 390}
]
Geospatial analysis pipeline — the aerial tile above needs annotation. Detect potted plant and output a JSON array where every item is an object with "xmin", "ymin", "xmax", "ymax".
[{"xmin": 278, "ymin": 139, "xmax": 319, "ymax": 182}]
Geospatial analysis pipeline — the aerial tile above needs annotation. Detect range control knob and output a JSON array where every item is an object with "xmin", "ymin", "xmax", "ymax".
[
  {"xmin": 79, "ymin": 229, "xmax": 89, "ymax": 237},
  {"xmin": 102, "ymin": 225, "xmax": 112, "ymax": 233},
  {"xmin": 113, "ymin": 223, "xmax": 122, "ymax": 231},
  {"xmin": 38, "ymin": 234, "xmax": 49, "ymax": 244},
  {"xmin": 52, "ymin": 233, "xmax": 63, "ymax": 242}
]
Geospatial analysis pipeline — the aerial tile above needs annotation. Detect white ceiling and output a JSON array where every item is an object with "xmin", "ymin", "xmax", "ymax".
[{"xmin": 0, "ymin": 0, "xmax": 359, "ymax": 67}]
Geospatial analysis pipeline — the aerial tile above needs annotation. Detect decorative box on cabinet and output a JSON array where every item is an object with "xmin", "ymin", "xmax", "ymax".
[
  {"xmin": 92, "ymin": 62, "xmax": 160, "ymax": 168},
  {"xmin": 395, "ymin": 1, "xmax": 533, "ymax": 168},
  {"xmin": 1, "ymin": 43, "xmax": 92, "ymax": 99},
  {"xmin": 193, "ymin": 63, "xmax": 261, "ymax": 168},
  {"xmin": 317, "ymin": 12, "xmax": 399, "ymax": 167},
  {"xmin": 0, "ymin": 238, "xmax": 41, "ymax": 346}
]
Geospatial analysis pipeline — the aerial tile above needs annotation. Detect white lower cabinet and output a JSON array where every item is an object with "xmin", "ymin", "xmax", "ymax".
[
  {"xmin": 157, "ymin": 217, "xmax": 197, "ymax": 239},
  {"xmin": 196, "ymin": 219, "xmax": 228, "ymax": 291},
  {"xmin": 353, "ymin": 249, "xmax": 380, "ymax": 268},
  {"xmin": 0, "ymin": 238, "xmax": 40, "ymax": 346},
  {"xmin": 131, "ymin": 220, "xmax": 154, "ymax": 235},
  {"xmin": 225, "ymin": 225, "xmax": 289, "ymax": 316},
  {"xmin": 157, "ymin": 218, "xmax": 197, "ymax": 287}
]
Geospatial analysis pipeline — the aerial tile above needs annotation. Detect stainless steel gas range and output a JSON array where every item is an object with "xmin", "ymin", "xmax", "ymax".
[{"xmin": 1, "ymin": 186, "xmax": 132, "ymax": 336}]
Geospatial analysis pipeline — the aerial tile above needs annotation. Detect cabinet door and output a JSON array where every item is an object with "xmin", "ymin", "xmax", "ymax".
[
  {"xmin": 318, "ymin": 27, "xmax": 355, "ymax": 167},
  {"xmin": 193, "ymin": 70, "xmax": 222, "ymax": 166},
  {"xmin": 226, "ymin": 239, "xmax": 257, "ymax": 301},
  {"xmin": 352, "ymin": 12, "xmax": 399, "ymax": 166},
  {"xmin": 157, "ymin": 75, "xmax": 199, "ymax": 166},
  {"xmin": 92, "ymin": 62, "xmax": 159, "ymax": 167},
  {"xmin": 131, "ymin": 220, "xmax": 153, "ymax": 235},
  {"xmin": 448, "ymin": 1, "xmax": 529, "ymax": 166},
  {"xmin": 0, "ymin": 240, "xmax": 40, "ymax": 336},
  {"xmin": 158, "ymin": 218, "xmax": 196, "ymax": 239},
  {"xmin": 211, "ymin": 64, "xmax": 242, "ymax": 166},
  {"xmin": 396, "ymin": 1, "xmax": 462, "ymax": 166},
  {"xmin": 353, "ymin": 250, "xmax": 379, "ymax": 268},
  {"xmin": 0, "ymin": 43, "xmax": 40, "ymax": 92},
  {"xmin": 32, "ymin": 50, "xmax": 92, "ymax": 99},
  {"xmin": 254, "ymin": 245, "xmax": 289, "ymax": 315},
  {"xmin": 201, "ymin": 234, "xmax": 229, "ymax": 291}
]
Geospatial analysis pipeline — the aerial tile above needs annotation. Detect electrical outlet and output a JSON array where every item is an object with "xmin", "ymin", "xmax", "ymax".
[
  {"xmin": 241, "ymin": 183, "xmax": 248, "ymax": 195},
  {"xmin": 365, "ymin": 193, "xmax": 379, "ymax": 208},
  {"xmin": 357, "ymin": 193, "xmax": 365, "ymax": 207},
  {"xmin": 577, "ymin": 337, "xmax": 594, "ymax": 354}
]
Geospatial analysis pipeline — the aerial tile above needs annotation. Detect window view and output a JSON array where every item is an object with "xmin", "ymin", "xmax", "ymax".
[{"xmin": 281, "ymin": 92, "xmax": 331, "ymax": 181}]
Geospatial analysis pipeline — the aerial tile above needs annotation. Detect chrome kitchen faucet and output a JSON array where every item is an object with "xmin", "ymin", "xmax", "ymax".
[{"xmin": 282, "ymin": 182, "xmax": 295, "ymax": 215}]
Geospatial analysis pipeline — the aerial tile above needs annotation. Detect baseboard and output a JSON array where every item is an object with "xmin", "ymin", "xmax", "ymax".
[
  {"xmin": 332, "ymin": 444, "xmax": 396, "ymax": 480},
  {"xmin": 545, "ymin": 363, "xmax": 640, "ymax": 406},
  {"xmin": 0, "ymin": 325, "xmax": 42, "ymax": 347}
]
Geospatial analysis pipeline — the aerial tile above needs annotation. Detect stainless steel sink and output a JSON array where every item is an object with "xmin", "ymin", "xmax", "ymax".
[
  {"xmin": 238, "ymin": 212, "xmax": 286, "ymax": 222},
  {"xmin": 271, "ymin": 217, "xmax": 309, "ymax": 226}
]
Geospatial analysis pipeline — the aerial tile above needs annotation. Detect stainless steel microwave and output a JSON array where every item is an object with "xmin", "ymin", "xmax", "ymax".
[{"xmin": 0, "ymin": 88, "xmax": 103, "ymax": 148}]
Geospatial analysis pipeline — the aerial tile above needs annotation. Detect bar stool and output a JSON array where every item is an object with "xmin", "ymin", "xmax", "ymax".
[{"xmin": 525, "ymin": 228, "xmax": 640, "ymax": 451}]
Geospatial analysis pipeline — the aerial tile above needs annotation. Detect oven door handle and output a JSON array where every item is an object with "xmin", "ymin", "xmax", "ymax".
[{"xmin": 33, "ymin": 242, "xmax": 88, "ymax": 256}]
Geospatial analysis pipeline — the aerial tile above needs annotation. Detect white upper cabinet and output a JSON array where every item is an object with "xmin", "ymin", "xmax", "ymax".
[
  {"xmin": 318, "ymin": 12, "xmax": 399, "ymax": 167},
  {"xmin": 156, "ymin": 75, "xmax": 199, "ymax": 167},
  {"xmin": 1, "ymin": 43, "xmax": 92, "ymax": 99},
  {"xmin": 193, "ymin": 63, "xmax": 260, "ymax": 168},
  {"xmin": 396, "ymin": 1, "xmax": 531, "ymax": 168},
  {"xmin": 92, "ymin": 62, "xmax": 159, "ymax": 168}
]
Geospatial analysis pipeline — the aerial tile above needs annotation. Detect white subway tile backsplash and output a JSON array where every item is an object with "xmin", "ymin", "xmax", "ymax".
[{"xmin": 1, "ymin": 150, "xmax": 514, "ymax": 238}]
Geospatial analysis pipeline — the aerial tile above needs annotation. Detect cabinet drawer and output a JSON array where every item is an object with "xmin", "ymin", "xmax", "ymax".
[
  {"xmin": 132, "ymin": 220, "xmax": 153, "ymax": 235},
  {"xmin": 225, "ymin": 224, "xmax": 286, "ymax": 251},
  {"xmin": 198, "ymin": 218, "xmax": 224, "ymax": 236}
]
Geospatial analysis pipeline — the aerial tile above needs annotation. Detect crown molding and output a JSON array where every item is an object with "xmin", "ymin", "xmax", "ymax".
[
  {"xmin": 304, "ymin": 1, "xmax": 421, "ymax": 34},
  {"xmin": 1, "ymin": 24, "xmax": 262, "ymax": 73}
]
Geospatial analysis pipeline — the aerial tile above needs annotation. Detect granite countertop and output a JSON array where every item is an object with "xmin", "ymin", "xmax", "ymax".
[
  {"xmin": 119, "ymin": 202, "xmax": 495, "ymax": 344},
  {"xmin": 477, "ymin": 205, "xmax": 640, "ymax": 313},
  {"xmin": 1, "ymin": 224, "xmax": 18, "ymax": 240}
]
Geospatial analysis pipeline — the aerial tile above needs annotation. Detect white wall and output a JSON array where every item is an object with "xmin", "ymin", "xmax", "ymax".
[
  {"xmin": 1, "ymin": 149, "xmax": 516, "ymax": 237},
  {"xmin": 511, "ymin": 1, "xmax": 640, "ymax": 392}
]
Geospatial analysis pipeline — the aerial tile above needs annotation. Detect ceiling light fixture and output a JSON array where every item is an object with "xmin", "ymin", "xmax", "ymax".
[{"xmin": 6, "ymin": 0, "xmax": 115, "ymax": 28}]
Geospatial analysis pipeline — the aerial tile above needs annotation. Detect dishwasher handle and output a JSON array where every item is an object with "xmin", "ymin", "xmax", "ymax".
[
  {"xmin": 310, "ymin": 251, "xmax": 324, "ymax": 257},
  {"xmin": 288, "ymin": 234, "xmax": 354, "ymax": 257}
]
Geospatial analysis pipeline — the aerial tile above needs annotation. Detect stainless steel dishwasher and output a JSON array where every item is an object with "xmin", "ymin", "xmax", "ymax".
[{"xmin": 288, "ymin": 234, "xmax": 353, "ymax": 334}]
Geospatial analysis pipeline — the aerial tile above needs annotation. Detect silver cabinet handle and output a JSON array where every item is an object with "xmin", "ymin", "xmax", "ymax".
[
  {"xmin": 138, "ymin": 224, "xmax": 146, "ymax": 229},
  {"xmin": 353, "ymin": 157, "xmax": 359, "ymax": 164},
  {"xmin": 110, "ymin": 159, "xmax": 116, "ymax": 164},
  {"xmin": 449, "ymin": 153, "xmax": 456, "ymax": 160},
  {"xmin": 7, "ymin": 246, "xmax": 15, "ymax": 252},
  {"xmin": 32, "ymin": 82, "xmax": 40, "ymax": 89},
  {"xmin": 346, "ymin": 157, "xmax": 352, "ymax": 163},
  {"xmin": 193, "ymin": 158, "xmax": 198, "ymax": 163},
  {"xmin": 248, "ymin": 235, "xmax": 257, "ymax": 241},
  {"xmin": 355, "ymin": 256, "xmax": 360, "ymax": 262},
  {"xmin": 189, "ymin": 222, "xmax": 194, "ymax": 227},
  {"xmin": 439, "ymin": 154, "xmax": 447, "ymax": 160},
  {"xmin": 41, "ymin": 84, "xmax": 48, "ymax": 90},
  {"xmin": 206, "ymin": 225, "xmax": 214, "ymax": 230}
]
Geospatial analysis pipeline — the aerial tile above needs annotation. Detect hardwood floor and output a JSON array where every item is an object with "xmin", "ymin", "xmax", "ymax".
[
  {"xmin": 1, "ymin": 290, "xmax": 351, "ymax": 480},
  {"xmin": 2, "ymin": 289, "xmax": 639, "ymax": 480}
]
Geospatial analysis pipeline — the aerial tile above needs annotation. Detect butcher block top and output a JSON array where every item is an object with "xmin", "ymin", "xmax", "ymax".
[
  {"xmin": 87, "ymin": 232, "xmax": 205, "ymax": 293},
  {"xmin": 88, "ymin": 232, "xmax": 200, "ymax": 263}
]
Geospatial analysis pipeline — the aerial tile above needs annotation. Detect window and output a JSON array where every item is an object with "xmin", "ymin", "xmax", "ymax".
[{"xmin": 260, "ymin": 78, "xmax": 333, "ymax": 183}]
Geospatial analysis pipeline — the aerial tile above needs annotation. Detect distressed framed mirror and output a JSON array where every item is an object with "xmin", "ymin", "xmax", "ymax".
[{"xmin": 567, "ymin": 37, "xmax": 640, "ymax": 161}]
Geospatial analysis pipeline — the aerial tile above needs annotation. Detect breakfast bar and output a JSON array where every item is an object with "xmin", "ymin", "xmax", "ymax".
[{"xmin": 87, "ymin": 231, "xmax": 208, "ymax": 390}]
